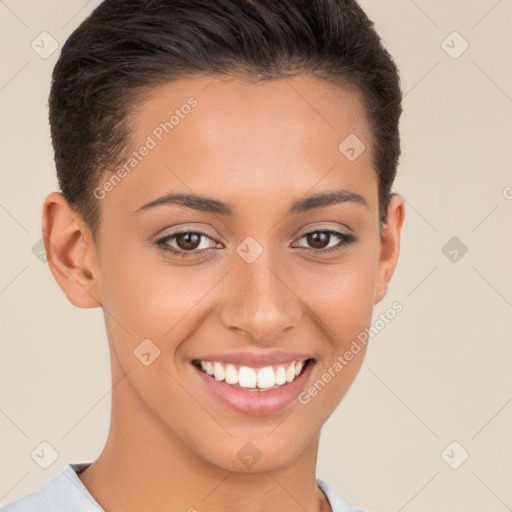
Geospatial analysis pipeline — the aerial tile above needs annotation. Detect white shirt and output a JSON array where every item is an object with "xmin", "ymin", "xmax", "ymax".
[{"xmin": 1, "ymin": 462, "xmax": 365, "ymax": 512}]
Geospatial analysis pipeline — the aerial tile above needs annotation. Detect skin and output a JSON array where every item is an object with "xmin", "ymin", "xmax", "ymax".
[{"xmin": 42, "ymin": 74, "xmax": 405, "ymax": 512}]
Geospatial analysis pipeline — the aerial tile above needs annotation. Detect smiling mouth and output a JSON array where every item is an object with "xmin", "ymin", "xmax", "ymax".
[{"xmin": 191, "ymin": 358, "xmax": 314, "ymax": 391}]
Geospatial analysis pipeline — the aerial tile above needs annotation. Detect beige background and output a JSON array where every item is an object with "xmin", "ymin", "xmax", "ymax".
[{"xmin": 1, "ymin": 1, "xmax": 511, "ymax": 511}]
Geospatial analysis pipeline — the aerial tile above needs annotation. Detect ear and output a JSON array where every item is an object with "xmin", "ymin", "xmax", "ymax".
[
  {"xmin": 41, "ymin": 191, "xmax": 102, "ymax": 308},
  {"xmin": 373, "ymin": 193, "xmax": 405, "ymax": 305}
]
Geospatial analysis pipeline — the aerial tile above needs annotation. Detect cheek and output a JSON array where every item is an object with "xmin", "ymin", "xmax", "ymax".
[
  {"xmin": 297, "ymin": 241, "xmax": 377, "ymax": 402},
  {"xmin": 299, "ymin": 242, "xmax": 378, "ymax": 335},
  {"xmin": 97, "ymin": 239, "xmax": 205, "ymax": 334},
  {"xmin": 98, "ymin": 228, "xmax": 379, "ymax": 358}
]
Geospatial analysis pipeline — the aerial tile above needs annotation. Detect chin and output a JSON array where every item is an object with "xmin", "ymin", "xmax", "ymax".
[{"xmin": 200, "ymin": 435, "xmax": 309, "ymax": 474}]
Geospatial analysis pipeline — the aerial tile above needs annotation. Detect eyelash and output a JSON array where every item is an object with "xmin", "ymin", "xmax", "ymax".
[{"xmin": 154, "ymin": 228, "xmax": 357, "ymax": 258}]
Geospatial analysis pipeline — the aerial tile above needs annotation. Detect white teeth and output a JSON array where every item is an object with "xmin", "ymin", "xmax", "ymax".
[
  {"xmin": 225, "ymin": 363, "xmax": 238, "ymax": 385},
  {"xmin": 205, "ymin": 361, "xmax": 214, "ymax": 376},
  {"xmin": 213, "ymin": 361, "xmax": 225, "ymax": 381},
  {"xmin": 196, "ymin": 359, "xmax": 309, "ymax": 390},
  {"xmin": 257, "ymin": 366, "xmax": 276, "ymax": 389},
  {"xmin": 275, "ymin": 366, "xmax": 287, "ymax": 385},
  {"xmin": 238, "ymin": 366, "xmax": 257, "ymax": 388},
  {"xmin": 286, "ymin": 362, "xmax": 296, "ymax": 382}
]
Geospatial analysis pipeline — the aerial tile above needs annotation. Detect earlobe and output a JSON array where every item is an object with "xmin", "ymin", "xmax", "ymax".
[
  {"xmin": 373, "ymin": 194, "xmax": 405, "ymax": 305},
  {"xmin": 42, "ymin": 191, "xmax": 102, "ymax": 309}
]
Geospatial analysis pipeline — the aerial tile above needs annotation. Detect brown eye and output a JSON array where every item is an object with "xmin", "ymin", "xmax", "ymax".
[
  {"xmin": 154, "ymin": 230, "xmax": 218, "ymax": 257},
  {"xmin": 174, "ymin": 232, "xmax": 202, "ymax": 251},
  {"xmin": 295, "ymin": 229, "xmax": 357, "ymax": 254},
  {"xmin": 305, "ymin": 231, "xmax": 331, "ymax": 249}
]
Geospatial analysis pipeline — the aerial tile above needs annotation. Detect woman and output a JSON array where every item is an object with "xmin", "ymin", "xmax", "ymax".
[{"xmin": 2, "ymin": 0, "xmax": 404, "ymax": 510}]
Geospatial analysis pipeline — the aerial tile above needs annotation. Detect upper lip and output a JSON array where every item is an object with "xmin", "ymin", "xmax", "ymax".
[{"xmin": 191, "ymin": 350, "xmax": 314, "ymax": 367}]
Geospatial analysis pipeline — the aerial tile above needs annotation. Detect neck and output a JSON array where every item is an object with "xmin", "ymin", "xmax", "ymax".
[{"xmin": 78, "ymin": 358, "xmax": 331, "ymax": 512}]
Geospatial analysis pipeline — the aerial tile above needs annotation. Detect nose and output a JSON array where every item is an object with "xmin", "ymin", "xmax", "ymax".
[{"xmin": 218, "ymin": 250, "xmax": 303, "ymax": 344}]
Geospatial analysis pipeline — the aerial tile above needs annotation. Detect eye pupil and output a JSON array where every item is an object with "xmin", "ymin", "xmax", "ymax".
[
  {"xmin": 307, "ymin": 231, "xmax": 330, "ymax": 249},
  {"xmin": 177, "ymin": 232, "xmax": 201, "ymax": 250}
]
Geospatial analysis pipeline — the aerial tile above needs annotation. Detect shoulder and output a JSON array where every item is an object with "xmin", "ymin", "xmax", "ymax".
[
  {"xmin": 1, "ymin": 462, "xmax": 100, "ymax": 512},
  {"xmin": 317, "ymin": 478, "xmax": 367, "ymax": 512}
]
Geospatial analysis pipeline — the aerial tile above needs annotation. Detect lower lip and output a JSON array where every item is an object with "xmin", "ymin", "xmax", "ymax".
[{"xmin": 193, "ymin": 360, "xmax": 315, "ymax": 416}]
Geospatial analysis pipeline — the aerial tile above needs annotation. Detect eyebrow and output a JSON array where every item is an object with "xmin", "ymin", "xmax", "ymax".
[{"xmin": 134, "ymin": 189, "xmax": 369, "ymax": 215}]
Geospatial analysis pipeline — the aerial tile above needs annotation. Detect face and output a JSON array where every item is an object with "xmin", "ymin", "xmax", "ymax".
[{"xmin": 45, "ymin": 74, "xmax": 404, "ymax": 473}]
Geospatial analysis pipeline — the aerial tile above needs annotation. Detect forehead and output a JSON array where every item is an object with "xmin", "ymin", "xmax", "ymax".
[
  {"xmin": 132, "ymin": 74, "xmax": 370, "ymax": 151},
  {"xmin": 100, "ymin": 74, "xmax": 377, "ymax": 219}
]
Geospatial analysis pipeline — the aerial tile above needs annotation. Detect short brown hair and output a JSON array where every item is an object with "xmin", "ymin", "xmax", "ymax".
[{"xmin": 49, "ymin": 0, "xmax": 402, "ymax": 240}]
